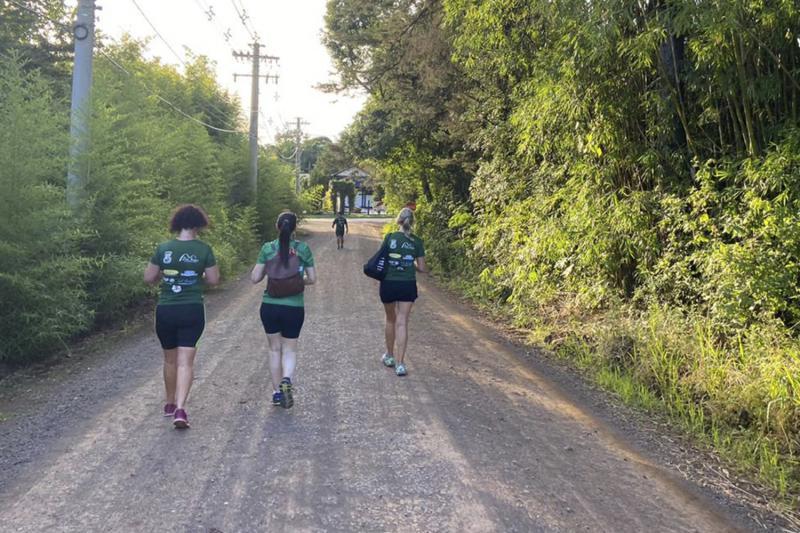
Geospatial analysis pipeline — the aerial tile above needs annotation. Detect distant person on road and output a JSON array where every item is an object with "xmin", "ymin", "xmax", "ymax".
[
  {"xmin": 144, "ymin": 204, "xmax": 220, "ymax": 429},
  {"xmin": 379, "ymin": 207, "xmax": 427, "ymax": 376},
  {"xmin": 332, "ymin": 212, "xmax": 348, "ymax": 249},
  {"xmin": 251, "ymin": 211, "xmax": 316, "ymax": 408}
]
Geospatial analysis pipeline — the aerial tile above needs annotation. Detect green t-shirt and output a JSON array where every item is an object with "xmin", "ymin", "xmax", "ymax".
[
  {"xmin": 257, "ymin": 239, "xmax": 315, "ymax": 307},
  {"xmin": 150, "ymin": 239, "xmax": 216, "ymax": 305},
  {"xmin": 333, "ymin": 215, "xmax": 347, "ymax": 232},
  {"xmin": 383, "ymin": 231, "xmax": 425, "ymax": 281}
]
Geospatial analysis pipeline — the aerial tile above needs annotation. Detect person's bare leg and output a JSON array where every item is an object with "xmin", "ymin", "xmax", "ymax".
[
  {"xmin": 281, "ymin": 337, "xmax": 298, "ymax": 380},
  {"xmin": 383, "ymin": 302, "xmax": 397, "ymax": 357},
  {"xmin": 175, "ymin": 347, "xmax": 197, "ymax": 410},
  {"xmin": 267, "ymin": 333, "xmax": 283, "ymax": 392},
  {"xmin": 394, "ymin": 302, "xmax": 414, "ymax": 365},
  {"xmin": 163, "ymin": 348, "xmax": 177, "ymax": 405}
]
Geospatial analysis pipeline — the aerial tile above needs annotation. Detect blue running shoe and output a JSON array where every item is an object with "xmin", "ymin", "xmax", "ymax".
[{"xmin": 272, "ymin": 391, "xmax": 283, "ymax": 406}]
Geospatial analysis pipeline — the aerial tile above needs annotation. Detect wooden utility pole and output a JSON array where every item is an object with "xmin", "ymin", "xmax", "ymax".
[
  {"xmin": 293, "ymin": 116, "xmax": 309, "ymax": 194},
  {"xmin": 234, "ymin": 43, "xmax": 278, "ymax": 200}
]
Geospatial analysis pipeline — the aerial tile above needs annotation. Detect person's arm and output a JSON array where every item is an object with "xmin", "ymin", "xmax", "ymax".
[
  {"xmin": 251, "ymin": 263, "xmax": 266, "ymax": 284},
  {"xmin": 204, "ymin": 265, "xmax": 221, "ymax": 286},
  {"xmin": 251, "ymin": 244, "xmax": 269, "ymax": 283},
  {"xmin": 143, "ymin": 262, "xmax": 161, "ymax": 285},
  {"xmin": 415, "ymin": 256, "xmax": 428, "ymax": 273},
  {"xmin": 203, "ymin": 247, "xmax": 220, "ymax": 286},
  {"xmin": 344, "ymin": 219, "xmax": 348, "ymax": 233},
  {"xmin": 332, "ymin": 219, "xmax": 336, "ymax": 228},
  {"xmin": 304, "ymin": 266, "xmax": 317, "ymax": 285}
]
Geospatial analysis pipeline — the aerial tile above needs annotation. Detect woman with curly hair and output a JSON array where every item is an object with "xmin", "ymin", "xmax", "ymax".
[{"xmin": 144, "ymin": 204, "xmax": 220, "ymax": 429}]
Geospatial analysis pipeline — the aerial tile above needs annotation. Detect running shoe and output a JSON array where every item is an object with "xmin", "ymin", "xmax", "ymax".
[
  {"xmin": 395, "ymin": 363, "xmax": 407, "ymax": 376},
  {"xmin": 272, "ymin": 391, "xmax": 283, "ymax": 406},
  {"xmin": 279, "ymin": 378, "xmax": 294, "ymax": 409},
  {"xmin": 163, "ymin": 403, "xmax": 177, "ymax": 417},
  {"xmin": 173, "ymin": 409, "xmax": 190, "ymax": 429},
  {"xmin": 382, "ymin": 353, "xmax": 395, "ymax": 367}
]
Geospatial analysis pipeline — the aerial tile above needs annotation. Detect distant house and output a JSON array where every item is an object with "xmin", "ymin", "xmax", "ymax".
[{"xmin": 331, "ymin": 167, "xmax": 374, "ymax": 213}]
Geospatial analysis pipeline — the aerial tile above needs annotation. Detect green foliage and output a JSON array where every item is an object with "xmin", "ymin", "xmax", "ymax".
[
  {"xmin": 255, "ymin": 152, "xmax": 301, "ymax": 240},
  {"xmin": 0, "ymin": 55, "xmax": 92, "ymax": 359},
  {"xmin": 326, "ymin": 0, "xmax": 800, "ymax": 497},
  {"xmin": 0, "ymin": 32, "xmax": 278, "ymax": 362},
  {"xmin": 329, "ymin": 179, "xmax": 356, "ymax": 214},
  {"xmin": 300, "ymin": 184, "xmax": 326, "ymax": 213}
]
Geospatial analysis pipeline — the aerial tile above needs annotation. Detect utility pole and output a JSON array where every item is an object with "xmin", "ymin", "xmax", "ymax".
[
  {"xmin": 66, "ymin": 0, "xmax": 97, "ymax": 209},
  {"xmin": 293, "ymin": 116, "xmax": 309, "ymax": 194},
  {"xmin": 234, "ymin": 42, "xmax": 278, "ymax": 200}
]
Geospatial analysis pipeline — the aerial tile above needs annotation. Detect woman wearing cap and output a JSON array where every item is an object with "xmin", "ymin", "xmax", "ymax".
[
  {"xmin": 251, "ymin": 211, "xmax": 316, "ymax": 408},
  {"xmin": 144, "ymin": 204, "xmax": 220, "ymax": 429},
  {"xmin": 379, "ymin": 207, "xmax": 427, "ymax": 376}
]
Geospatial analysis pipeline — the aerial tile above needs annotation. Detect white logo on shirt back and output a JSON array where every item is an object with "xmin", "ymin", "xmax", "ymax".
[
  {"xmin": 179, "ymin": 253, "xmax": 199, "ymax": 263},
  {"xmin": 163, "ymin": 251, "xmax": 173, "ymax": 264},
  {"xmin": 390, "ymin": 239, "xmax": 397, "ymax": 250}
]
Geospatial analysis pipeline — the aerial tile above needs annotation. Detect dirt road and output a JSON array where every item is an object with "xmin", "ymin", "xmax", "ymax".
[{"xmin": 0, "ymin": 219, "xmax": 779, "ymax": 532}]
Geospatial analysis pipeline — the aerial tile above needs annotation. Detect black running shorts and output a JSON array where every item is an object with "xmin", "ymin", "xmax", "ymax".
[
  {"xmin": 260, "ymin": 303, "xmax": 305, "ymax": 339},
  {"xmin": 379, "ymin": 280, "xmax": 418, "ymax": 304},
  {"xmin": 155, "ymin": 304, "xmax": 205, "ymax": 349}
]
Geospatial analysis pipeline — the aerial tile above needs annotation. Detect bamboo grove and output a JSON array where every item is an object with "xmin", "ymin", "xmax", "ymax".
[
  {"xmin": 324, "ymin": 0, "xmax": 800, "ymax": 498},
  {"xmin": 0, "ymin": 3, "xmax": 300, "ymax": 365}
]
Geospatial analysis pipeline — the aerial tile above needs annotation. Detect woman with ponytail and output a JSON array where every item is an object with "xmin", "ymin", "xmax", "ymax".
[
  {"xmin": 251, "ymin": 211, "xmax": 316, "ymax": 408},
  {"xmin": 378, "ymin": 207, "xmax": 427, "ymax": 376}
]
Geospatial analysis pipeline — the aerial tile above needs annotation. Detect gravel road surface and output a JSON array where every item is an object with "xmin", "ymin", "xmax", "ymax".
[{"xmin": 0, "ymin": 219, "xmax": 782, "ymax": 532}]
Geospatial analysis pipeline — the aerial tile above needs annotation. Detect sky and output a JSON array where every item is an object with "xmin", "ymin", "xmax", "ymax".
[{"xmin": 86, "ymin": 0, "xmax": 366, "ymax": 144}]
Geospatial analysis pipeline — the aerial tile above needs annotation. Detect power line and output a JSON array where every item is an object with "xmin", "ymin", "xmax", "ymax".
[
  {"xmin": 192, "ymin": 0, "xmax": 243, "ymax": 51},
  {"xmin": 102, "ymin": 57, "xmax": 243, "ymax": 134},
  {"xmin": 129, "ymin": 0, "xmax": 185, "ymax": 66},
  {"xmin": 98, "ymin": 50, "xmax": 244, "ymax": 134},
  {"xmin": 128, "ymin": 0, "xmax": 240, "ymax": 129},
  {"xmin": 6, "ymin": 0, "xmax": 245, "ymax": 135},
  {"xmin": 229, "ymin": 0, "xmax": 257, "ymax": 41}
]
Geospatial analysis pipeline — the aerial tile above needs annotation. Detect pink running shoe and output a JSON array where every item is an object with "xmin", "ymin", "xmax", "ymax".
[
  {"xmin": 163, "ymin": 403, "xmax": 177, "ymax": 417},
  {"xmin": 173, "ymin": 409, "xmax": 190, "ymax": 429}
]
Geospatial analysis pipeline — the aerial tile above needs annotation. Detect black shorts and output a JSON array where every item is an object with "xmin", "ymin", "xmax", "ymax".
[
  {"xmin": 155, "ymin": 304, "xmax": 205, "ymax": 349},
  {"xmin": 335, "ymin": 229, "xmax": 345, "ymax": 237},
  {"xmin": 379, "ymin": 280, "xmax": 418, "ymax": 304},
  {"xmin": 260, "ymin": 303, "xmax": 305, "ymax": 339}
]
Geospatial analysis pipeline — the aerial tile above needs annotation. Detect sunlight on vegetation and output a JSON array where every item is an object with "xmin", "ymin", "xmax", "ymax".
[
  {"xmin": 0, "ymin": 29, "xmax": 299, "ymax": 363},
  {"xmin": 323, "ymin": 0, "xmax": 800, "ymax": 504}
]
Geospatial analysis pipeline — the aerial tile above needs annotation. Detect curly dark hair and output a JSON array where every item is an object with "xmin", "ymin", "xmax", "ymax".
[{"xmin": 169, "ymin": 204, "xmax": 210, "ymax": 232}]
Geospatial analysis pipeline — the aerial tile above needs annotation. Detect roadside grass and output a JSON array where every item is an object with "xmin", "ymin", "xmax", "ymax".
[
  {"xmin": 440, "ymin": 275, "xmax": 800, "ymax": 513},
  {"xmin": 550, "ymin": 308, "xmax": 800, "ymax": 509}
]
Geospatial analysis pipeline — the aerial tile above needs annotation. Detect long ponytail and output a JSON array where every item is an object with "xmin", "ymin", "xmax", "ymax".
[{"xmin": 276, "ymin": 211, "xmax": 297, "ymax": 267}]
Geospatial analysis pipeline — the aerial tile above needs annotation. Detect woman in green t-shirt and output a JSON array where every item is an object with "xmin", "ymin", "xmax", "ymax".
[
  {"xmin": 251, "ymin": 211, "xmax": 316, "ymax": 408},
  {"xmin": 379, "ymin": 207, "xmax": 427, "ymax": 376},
  {"xmin": 143, "ymin": 204, "xmax": 220, "ymax": 429}
]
